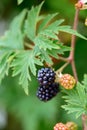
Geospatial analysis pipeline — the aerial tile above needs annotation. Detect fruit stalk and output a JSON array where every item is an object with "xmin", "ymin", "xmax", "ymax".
[{"xmin": 56, "ymin": 62, "xmax": 69, "ymax": 74}]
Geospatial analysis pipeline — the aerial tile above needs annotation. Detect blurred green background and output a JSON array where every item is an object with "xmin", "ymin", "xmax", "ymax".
[{"xmin": 0, "ymin": 0, "xmax": 87, "ymax": 130}]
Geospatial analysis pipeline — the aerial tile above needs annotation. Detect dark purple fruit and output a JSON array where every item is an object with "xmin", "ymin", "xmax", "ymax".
[
  {"xmin": 37, "ymin": 68, "xmax": 56, "ymax": 86},
  {"xmin": 36, "ymin": 83, "xmax": 59, "ymax": 102}
]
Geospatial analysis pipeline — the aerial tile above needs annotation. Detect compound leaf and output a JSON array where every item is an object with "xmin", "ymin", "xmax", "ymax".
[
  {"xmin": 24, "ymin": 2, "xmax": 44, "ymax": 41},
  {"xmin": 10, "ymin": 9, "xmax": 27, "ymax": 33},
  {"xmin": 37, "ymin": 13, "xmax": 59, "ymax": 33},
  {"xmin": 0, "ymin": 9, "xmax": 27, "ymax": 51},
  {"xmin": 11, "ymin": 50, "xmax": 42, "ymax": 94},
  {"xmin": 38, "ymin": 20, "xmax": 64, "ymax": 39},
  {"xmin": 0, "ymin": 52, "xmax": 12, "ymax": 83},
  {"xmin": 58, "ymin": 25, "xmax": 87, "ymax": 40},
  {"xmin": 34, "ymin": 35, "xmax": 60, "ymax": 51},
  {"xmin": 62, "ymin": 80, "xmax": 87, "ymax": 118}
]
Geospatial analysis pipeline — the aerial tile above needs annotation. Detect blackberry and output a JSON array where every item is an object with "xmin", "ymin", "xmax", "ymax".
[
  {"xmin": 37, "ymin": 68, "xmax": 56, "ymax": 86},
  {"xmin": 36, "ymin": 83, "xmax": 59, "ymax": 102}
]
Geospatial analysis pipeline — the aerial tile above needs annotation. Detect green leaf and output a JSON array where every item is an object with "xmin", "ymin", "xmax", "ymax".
[
  {"xmin": 34, "ymin": 35, "xmax": 60, "ymax": 50},
  {"xmin": 47, "ymin": 44, "xmax": 70, "ymax": 59},
  {"xmin": 47, "ymin": 49, "xmax": 59, "ymax": 59},
  {"xmin": 11, "ymin": 50, "xmax": 42, "ymax": 93},
  {"xmin": 22, "ymin": 85, "xmax": 29, "ymax": 95},
  {"xmin": 40, "ymin": 29, "xmax": 58, "ymax": 40},
  {"xmin": 0, "ymin": 10, "xmax": 27, "ymax": 84},
  {"xmin": 39, "ymin": 20, "xmax": 64, "ymax": 37},
  {"xmin": 45, "ymin": 19, "xmax": 64, "ymax": 31},
  {"xmin": 24, "ymin": 2, "xmax": 44, "ymax": 41},
  {"xmin": 39, "ymin": 50, "xmax": 53, "ymax": 64},
  {"xmin": 57, "ymin": 26, "xmax": 87, "ymax": 40},
  {"xmin": 37, "ymin": 13, "xmax": 59, "ymax": 33},
  {"xmin": 0, "ymin": 52, "xmax": 12, "ymax": 83},
  {"xmin": 0, "ymin": 9, "xmax": 27, "ymax": 51},
  {"xmin": 62, "ymin": 81, "xmax": 87, "ymax": 118},
  {"xmin": 37, "ymin": 19, "xmax": 64, "ymax": 40},
  {"xmin": 82, "ymin": 74, "xmax": 87, "ymax": 88},
  {"xmin": 34, "ymin": 36, "xmax": 70, "ymax": 64},
  {"xmin": 76, "ymin": 82, "xmax": 87, "ymax": 105},
  {"xmin": 10, "ymin": 9, "xmax": 27, "ymax": 33},
  {"xmin": 0, "ymin": 31, "xmax": 24, "ymax": 50},
  {"xmin": 62, "ymin": 104, "xmax": 86, "ymax": 118},
  {"xmin": 17, "ymin": 0, "xmax": 24, "ymax": 5},
  {"xmin": 34, "ymin": 45, "xmax": 53, "ymax": 64},
  {"xmin": 56, "ymin": 43, "xmax": 71, "ymax": 54}
]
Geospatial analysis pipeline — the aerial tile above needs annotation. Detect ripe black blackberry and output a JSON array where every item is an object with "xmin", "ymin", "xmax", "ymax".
[
  {"xmin": 36, "ymin": 83, "xmax": 59, "ymax": 102},
  {"xmin": 37, "ymin": 68, "xmax": 56, "ymax": 86}
]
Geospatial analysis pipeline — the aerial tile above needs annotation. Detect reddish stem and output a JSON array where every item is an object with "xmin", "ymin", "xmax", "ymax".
[
  {"xmin": 55, "ymin": 9, "xmax": 80, "ymax": 82},
  {"xmin": 69, "ymin": 9, "xmax": 79, "ymax": 60},
  {"xmin": 57, "ymin": 3, "xmax": 87, "ymax": 130},
  {"xmin": 69, "ymin": 7, "xmax": 87, "ymax": 130},
  {"xmin": 82, "ymin": 114, "xmax": 87, "ymax": 130},
  {"xmin": 68, "ymin": 8, "xmax": 79, "ymax": 82}
]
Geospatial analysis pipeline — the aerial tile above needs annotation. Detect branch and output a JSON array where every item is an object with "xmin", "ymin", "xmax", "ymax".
[
  {"xmin": 57, "ymin": 8, "xmax": 79, "ymax": 81},
  {"xmin": 56, "ymin": 62, "xmax": 69, "ymax": 74},
  {"xmin": 58, "ymin": 56, "xmax": 68, "ymax": 62},
  {"xmin": 68, "ymin": 8, "xmax": 80, "ymax": 82},
  {"xmin": 82, "ymin": 114, "xmax": 87, "ymax": 130}
]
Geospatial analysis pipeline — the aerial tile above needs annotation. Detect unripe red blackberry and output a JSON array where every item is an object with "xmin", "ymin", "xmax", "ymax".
[
  {"xmin": 37, "ymin": 68, "xmax": 56, "ymax": 86},
  {"xmin": 54, "ymin": 123, "xmax": 69, "ymax": 130},
  {"xmin": 66, "ymin": 122, "xmax": 78, "ymax": 130},
  {"xmin": 36, "ymin": 83, "xmax": 59, "ymax": 102},
  {"xmin": 59, "ymin": 74, "xmax": 76, "ymax": 89}
]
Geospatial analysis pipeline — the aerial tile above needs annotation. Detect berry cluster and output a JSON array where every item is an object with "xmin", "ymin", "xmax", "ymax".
[
  {"xmin": 36, "ymin": 68, "xmax": 59, "ymax": 102},
  {"xmin": 36, "ymin": 83, "xmax": 59, "ymax": 101},
  {"xmin": 54, "ymin": 123, "xmax": 69, "ymax": 130},
  {"xmin": 37, "ymin": 68, "xmax": 55, "ymax": 86},
  {"xmin": 59, "ymin": 74, "xmax": 76, "ymax": 89},
  {"xmin": 66, "ymin": 122, "xmax": 78, "ymax": 130},
  {"xmin": 54, "ymin": 122, "xmax": 78, "ymax": 130}
]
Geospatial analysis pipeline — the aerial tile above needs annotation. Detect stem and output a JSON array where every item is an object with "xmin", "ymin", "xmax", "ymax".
[
  {"xmin": 71, "ymin": 60, "xmax": 78, "ymax": 81},
  {"xmin": 82, "ymin": 114, "xmax": 87, "ymax": 130},
  {"xmin": 58, "ymin": 56, "xmax": 68, "ymax": 62},
  {"xmin": 70, "ymin": 5, "xmax": 87, "ymax": 130},
  {"xmin": 55, "ymin": 8, "xmax": 79, "ymax": 82},
  {"xmin": 24, "ymin": 42, "xmax": 34, "ymax": 49},
  {"xmin": 56, "ymin": 62, "xmax": 69, "ymax": 74},
  {"xmin": 69, "ymin": 9, "xmax": 79, "ymax": 60},
  {"xmin": 56, "ymin": 3, "xmax": 87, "ymax": 130},
  {"xmin": 68, "ymin": 8, "xmax": 79, "ymax": 82}
]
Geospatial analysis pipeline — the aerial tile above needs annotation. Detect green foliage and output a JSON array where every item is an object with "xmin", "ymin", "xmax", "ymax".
[
  {"xmin": 11, "ymin": 50, "xmax": 42, "ymax": 94},
  {"xmin": 57, "ymin": 26, "xmax": 87, "ymax": 40},
  {"xmin": 0, "ymin": 9, "xmax": 27, "ymax": 92},
  {"xmin": 0, "ymin": 75, "xmax": 58, "ymax": 130},
  {"xmin": 82, "ymin": 74, "xmax": 87, "ymax": 88},
  {"xmin": 0, "ymin": 2, "xmax": 86, "ymax": 94},
  {"xmin": 61, "ymin": 75, "xmax": 87, "ymax": 118},
  {"xmin": 17, "ymin": 0, "xmax": 24, "ymax": 5},
  {"xmin": 24, "ymin": 2, "xmax": 44, "ymax": 41},
  {"xmin": 0, "ymin": 1, "xmax": 87, "ymax": 130},
  {"xmin": 0, "ymin": 52, "xmax": 11, "ymax": 83}
]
